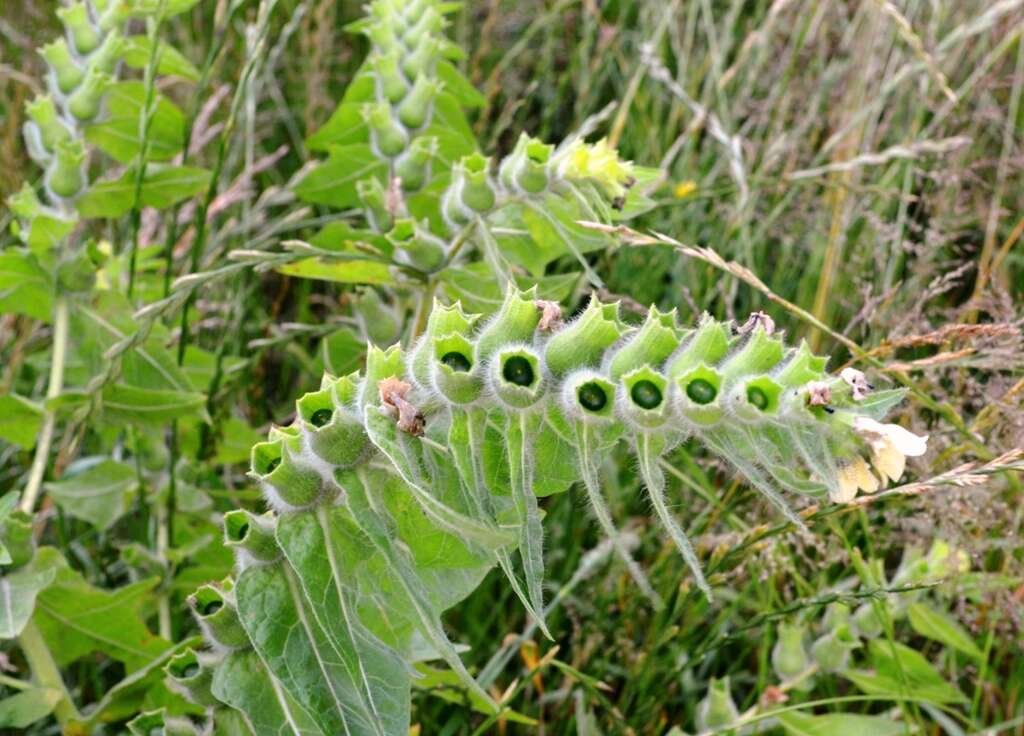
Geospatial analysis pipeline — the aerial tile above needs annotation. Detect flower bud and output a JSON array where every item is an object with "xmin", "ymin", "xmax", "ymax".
[
  {"xmin": 498, "ymin": 133, "xmax": 553, "ymax": 194},
  {"xmin": 474, "ymin": 287, "xmax": 542, "ymax": 361},
  {"xmin": 394, "ymin": 136, "xmax": 436, "ymax": 192},
  {"xmin": 811, "ymin": 623, "xmax": 860, "ymax": 673},
  {"xmin": 364, "ymin": 102, "xmax": 408, "ymax": 157},
  {"xmin": 67, "ymin": 66, "xmax": 112, "ymax": 121},
  {"xmin": 556, "ymin": 138, "xmax": 638, "ymax": 205},
  {"xmin": 223, "ymin": 509, "xmax": 280, "ymax": 564},
  {"xmin": 562, "ymin": 370, "xmax": 616, "ymax": 422},
  {"xmin": 823, "ymin": 602, "xmax": 851, "ymax": 630},
  {"xmin": 366, "ymin": 19, "xmax": 401, "ymax": 56},
  {"xmin": 47, "ymin": 139, "xmax": 87, "ymax": 199},
  {"xmin": 371, "ymin": 51, "xmax": 409, "ymax": 104},
  {"xmin": 401, "ymin": 36, "xmax": 440, "ymax": 80},
  {"xmin": 401, "ymin": 7, "xmax": 442, "ymax": 48},
  {"xmin": 489, "ymin": 345, "xmax": 545, "ymax": 410},
  {"xmin": 250, "ymin": 435, "xmax": 324, "ymax": 509},
  {"xmin": 88, "ymin": 28, "xmax": 124, "ymax": 75},
  {"xmin": 444, "ymin": 153, "xmax": 496, "ymax": 224},
  {"xmin": 619, "ymin": 366, "xmax": 671, "ymax": 429},
  {"xmin": 57, "ymin": 2, "xmax": 101, "ymax": 55},
  {"xmin": 544, "ymin": 298, "xmax": 625, "ymax": 378},
  {"xmin": 165, "ymin": 648, "xmax": 217, "ymax": 706},
  {"xmin": 356, "ymin": 177, "xmax": 394, "ymax": 232},
  {"xmin": 388, "ymin": 217, "xmax": 447, "ymax": 272},
  {"xmin": 607, "ymin": 307, "xmax": 682, "ymax": 380},
  {"xmin": 397, "ymin": 74, "xmax": 438, "ymax": 129},
  {"xmin": 26, "ymin": 96, "xmax": 72, "ymax": 153},
  {"xmin": 771, "ymin": 623, "xmax": 810, "ymax": 682},
  {"xmin": 189, "ymin": 581, "xmax": 249, "ymax": 649},
  {"xmin": 695, "ymin": 677, "xmax": 739, "ymax": 732},
  {"xmin": 852, "ymin": 602, "xmax": 885, "ymax": 638},
  {"xmin": 96, "ymin": 0, "xmax": 129, "ymax": 32},
  {"xmin": 41, "ymin": 39, "xmax": 85, "ymax": 94},
  {"xmin": 296, "ymin": 380, "xmax": 369, "ymax": 467}
]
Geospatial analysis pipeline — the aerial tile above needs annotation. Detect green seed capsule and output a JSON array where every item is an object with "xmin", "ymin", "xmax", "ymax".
[
  {"xmin": 200, "ymin": 599, "xmax": 222, "ymax": 616},
  {"xmin": 747, "ymin": 385, "xmax": 768, "ymax": 410},
  {"xmin": 310, "ymin": 408, "xmax": 333, "ymax": 427},
  {"xmin": 577, "ymin": 382, "xmax": 608, "ymax": 411},
  {"xmin": 441, "ymin": 351, "xmax": 471, "ymax": 372},
  {"xmin": 232, "ymin": 522, "xmax": 249, "ymax": 540},
  {"xmin": 686, "ymin": 378, "xmax": 717, "ymax": 405},
  {"xmin": 630, "ymin": 379, "xmax": 663, "ymax": 409},
  {"xmin": 502, "ymin": 356, "xmax": 534, "ymax": 387}
]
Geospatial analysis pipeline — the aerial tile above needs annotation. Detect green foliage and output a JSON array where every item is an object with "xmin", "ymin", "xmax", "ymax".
[
  {"xmin": 169, "ymin": 283, "xmax": 919, "ymax": 733},
  {"xmin": 1, "ymin": 0, "xmax": 1021, "ymax": 733}
]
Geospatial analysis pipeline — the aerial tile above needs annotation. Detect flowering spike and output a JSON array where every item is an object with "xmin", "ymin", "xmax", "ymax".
[{"xmin": 193, "ymin": 284, "xmax": 926, "ymax": 732}]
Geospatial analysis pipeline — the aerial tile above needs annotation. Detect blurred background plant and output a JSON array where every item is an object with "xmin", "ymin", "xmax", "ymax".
[{"xmin": 1, "ymin": 0, "xmax": 1022, "ymax": 733}]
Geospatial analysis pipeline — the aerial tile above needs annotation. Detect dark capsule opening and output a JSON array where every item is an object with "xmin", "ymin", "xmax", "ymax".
[
  {"xmin": 310, "ymin": 408, "xmax": 333, "ymax": 427},
  {"xmin": 630, "ymin": 379, "xmax": 663, "ymax": 409},
  {"xmin": 747, "ymin": 385, "xmax": 769, "ymax": 410},
  {"xmin": 686, "ymin": 378, "xmax": 717, "ymax": 405},
  {"xmin": 224, "ymin": 511, "xmax": 250, "ymax": 542},
  {"xmin": 502, "ymin": 355, "xmax": 535, "ymax": 387},
  {"xmin": 440, "ymin": 351, "xmax": 472, "ymax": 372},
  {"xmin": 265, "ymin": 456, "xmax": 281, "ymax": 474},
  {"xmin": 168, "ymin": 654, "xmax": 199, "ymax": 679},
  {"xmin": 199, "ymin": 598, "xmax": 222, "ymax": 616},
  {"xmin": 577, "ymin": 382, "xmax": 608, "ymax": 412}
]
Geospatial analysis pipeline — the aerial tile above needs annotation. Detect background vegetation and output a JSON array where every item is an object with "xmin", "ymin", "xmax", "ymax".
[{"xmin": 1, "ymin": 0, "xmax": 1022, "ymax": 733}]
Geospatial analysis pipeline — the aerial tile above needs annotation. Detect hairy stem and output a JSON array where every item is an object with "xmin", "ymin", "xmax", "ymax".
[
  {"xmin": 20, "ymin": 295, "xmax": 69, "ymax": 514},
  {"xmin": 18, "ymin": 620, "xmax": 79, "ymax": 725},
  {"xmin": 577, "ymin": 423, "xmax": 663, "ymax": 609},
  {"xmin": 637, "ymin": 431, "xmax": 712, "ymax": 600}
]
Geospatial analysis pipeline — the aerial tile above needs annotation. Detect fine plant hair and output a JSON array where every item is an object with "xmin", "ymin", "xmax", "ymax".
[
  {"xmin": 3, "ymin": 0, "xmax": 1019, "ymax": 733},
  {"xmin": 177, "ymin": 284, "xmax": 914, "ymax": 733}
]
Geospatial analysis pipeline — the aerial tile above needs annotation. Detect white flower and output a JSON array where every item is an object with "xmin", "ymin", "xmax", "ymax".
[
  {"xmin": 833, "ymin": 456, "xmax": 878, "ymax": 503},
  {"xmin": 840, "ymin": 368, "xmax": 870, "ymax": 400},
  {"xmin": 853, "ymin": 417, "xmax": 928, "ymax": 483}
]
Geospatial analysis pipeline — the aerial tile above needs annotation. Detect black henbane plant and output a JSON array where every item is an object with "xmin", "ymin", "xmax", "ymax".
[
  {"xmin": 172, "ymin": 286, "xmax": 925, "ymax": 734},
  {"xmin": 285, "ymin": 0, "xmax": 662, "ymax": 312}
]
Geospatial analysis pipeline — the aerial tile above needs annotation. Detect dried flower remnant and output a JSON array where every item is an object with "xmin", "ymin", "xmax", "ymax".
[
  {"xmin": 378, "ymin": 377, "xmax": 425, "ymax": 436},
  {"xmin": 738, "ymin": 311, "xmax": 776, "ymax": 335},
  {"xmin": 807, "ymin": 381, "xmax": 832, "ymax": 407},
  {"xmin": 840, "ymin": 367, "xmax": 871, "ymax": 400},
  {"xmin": 534, "ymin": 300, "xmax": 563, "ymax": 331}
]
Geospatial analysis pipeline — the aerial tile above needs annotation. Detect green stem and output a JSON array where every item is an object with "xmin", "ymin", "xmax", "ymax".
[
  {"xmin": 19, "ymin": 295, "xmax": 70, "ymax": 514},
  {"xmin": 127, "ymin": 9, "xmax": 165, "ymax": 298},
  {"xmin": 0, "ymin": 673, "xmax": 31, "ymax": 691},
  {"xmin": 18, "ymin": 620, "xmax": 79, "ymax": 725}
]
